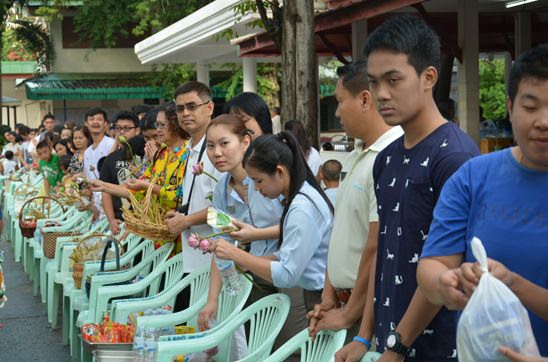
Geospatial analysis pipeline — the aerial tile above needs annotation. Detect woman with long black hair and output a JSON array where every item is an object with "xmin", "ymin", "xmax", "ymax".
[{"xmin": 210, "ymin": 131, "xmax": 333, "ymax": 312}]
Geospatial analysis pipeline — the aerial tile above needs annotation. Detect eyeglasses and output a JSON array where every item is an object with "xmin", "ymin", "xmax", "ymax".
[
  {"xmin": 114, "ymin": 126, "xmax": 136, "ymax": 133},
  {"xmin": 176, "ymin": 100, "xmax": 210, "ymax": 113},
  {"xmin": 155, "ymin": 122, "xmax": 167, "ymax": 129}
]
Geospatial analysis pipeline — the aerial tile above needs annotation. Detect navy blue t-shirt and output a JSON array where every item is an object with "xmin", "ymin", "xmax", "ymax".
[{"xmin": 373, "ymin": 122, "xmax": 479, "ymax": 360}]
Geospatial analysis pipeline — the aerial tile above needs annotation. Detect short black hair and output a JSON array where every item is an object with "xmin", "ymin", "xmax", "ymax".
[
  {"xmin": 508, "ymin": 43, "xmax": 548, "ymax": 103},
  {"xmin": 114, "ymin": 110, "xmax": 139, "ymax": 128},
  {"xmin": 174, "ymin": 81, "xmax": 212, "ymax": 101},
  {"xmin": 322, "ymin": 159, "xmax": 342, "ymax": 181},
  {"xmin": 53, "ymin": 124, "xmax": 64, "ymax": 134},
  {"xmin": 85, "ymin": 107, "xmax": 108, "ymax": 122},
  {"xmin": 42, "ymin": 113, "xmax": 55, "ymax": 122},
  {"xmin": 140, "ymin": 109, "xmax": 159, "ymax": 131},
  {"xmin": 18, "ymin": 125, "xmax": 31, "ymax": 136},
  {"xmin": 225, "ymin": 92, "xmax": 273, "ymax": 134},
  {"xmin": 59, "ymin": 155, "xmax": 72, "ymax": 170},
  {"xmin": 4, "ymin": 151, "xmax": 14, "ymax": 160},
  {"xmin": 336, "ymin": 60, "xmax": 369, "ymax": 96},
  {"xmin": 363, "ymin": 15, "xmax": 441, "ymax": 75},
  {"xmin": 36, "ymin": 139, "xmax": 50, "ymax": 150}
]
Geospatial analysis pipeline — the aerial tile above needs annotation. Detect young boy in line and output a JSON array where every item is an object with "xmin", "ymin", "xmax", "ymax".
[{"xmin": 36, "ymin": 140, "xmax": 64, "ymax": 195}]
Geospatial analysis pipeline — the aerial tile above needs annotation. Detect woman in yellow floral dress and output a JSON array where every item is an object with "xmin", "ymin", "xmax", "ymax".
[{"xmin": 91, "ymin": 104, "xmax": 189, "ymax": 251}]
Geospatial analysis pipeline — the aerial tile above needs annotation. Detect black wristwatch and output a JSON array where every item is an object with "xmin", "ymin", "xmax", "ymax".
[{"xmin": 386, "ymin": 332, "xmax": 411, "ymax": 356}]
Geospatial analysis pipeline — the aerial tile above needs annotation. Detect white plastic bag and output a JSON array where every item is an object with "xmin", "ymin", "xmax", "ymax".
[{"xmin": 457, "ymin": 237, "xmax": 540, "ymax": 361}]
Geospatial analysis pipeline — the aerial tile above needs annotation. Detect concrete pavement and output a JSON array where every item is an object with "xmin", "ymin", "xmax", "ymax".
[{"xmin": 0, "ymin": 238, "xmax": 70, "ymax": 362}]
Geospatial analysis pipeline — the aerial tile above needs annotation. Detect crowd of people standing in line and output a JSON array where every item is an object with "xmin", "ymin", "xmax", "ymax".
[{"xmin": 2, "ymin": 14, "xmax": 547, "ymax": 362}]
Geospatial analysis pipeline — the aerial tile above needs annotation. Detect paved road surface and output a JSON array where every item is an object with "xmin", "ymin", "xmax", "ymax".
[{"xmin": 0, "ymin": 237, "xmax": 71, "ymax": 362}]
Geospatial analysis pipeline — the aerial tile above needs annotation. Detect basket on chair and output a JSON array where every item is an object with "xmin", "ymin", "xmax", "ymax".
[
  {"xmin": 43, "ymin": 230, "xmax": 80, "ymax": 259},
  {"xmin": 122, "ymin": 177, "xmax": 174, "ymax": 242},
  {"xmin": 70, "ymin": 233, "xmax": 120, "ymax": 289},
  {"xmin": 18, "ymin": 196, "xmax": 65, "ymax": 239}
]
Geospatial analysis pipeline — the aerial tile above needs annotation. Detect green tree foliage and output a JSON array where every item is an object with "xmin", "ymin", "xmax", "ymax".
[
  {"xmin": 11, "ymin": 19, "xmax": 55, "ymax": 71},
  {"xmin": 73, "ymin": 0, "xmax": 214, "ymax": 49},
  {"xmin": 215, "ymin": 63, "xmax": 280, "ymax": 106},
  {"xmin": 147, "ymin": 63, "xmax": 196, "ymax": 99},
  {"xmin": 1, "ymin": 26, "xmax": 35, "ymax": 61},
  {"xmin": 479, "ymin": 58, "xmax": 507, "ymax": 121}
]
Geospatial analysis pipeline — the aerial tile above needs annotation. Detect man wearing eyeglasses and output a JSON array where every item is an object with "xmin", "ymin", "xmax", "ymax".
[
  {"xmin": 166, "ymin": 81, "xmax": 223, "ymax": 310},
  {"xmin": 99, "ymin": 111, "xmax": 143, "ymax": 235}
]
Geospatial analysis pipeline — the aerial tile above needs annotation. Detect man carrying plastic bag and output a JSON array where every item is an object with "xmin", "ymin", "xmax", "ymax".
[
  {"xmin": 417, "ymin": 42, "xmax": 548, "ymax": 360},
  {"xmin": 456, "ymin": 238, "xmax": 540, "ymax": 360}
]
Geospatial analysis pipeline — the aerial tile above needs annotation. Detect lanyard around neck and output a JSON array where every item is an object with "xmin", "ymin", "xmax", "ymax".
[{"xmin": 179, "ymin": 138, "xmax": 207, "ymax": 214}]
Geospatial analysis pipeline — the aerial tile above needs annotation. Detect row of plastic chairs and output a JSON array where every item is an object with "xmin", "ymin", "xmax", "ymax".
[{"xmin": 1, "ymin": 169, "xmax": 376, "ymax": 361}]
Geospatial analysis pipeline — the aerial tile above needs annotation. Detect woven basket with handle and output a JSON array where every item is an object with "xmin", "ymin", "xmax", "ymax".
[
  {"xmin": 122, "ymin": 177, "xmax": 174, "ymax": 242},
  {"xmin": 70, "ymin": 233, "xmax": 120, "ymax": 289},
  {"xmin": 18, "ymin": 196, "xmax": 65, "ymax": 238}
]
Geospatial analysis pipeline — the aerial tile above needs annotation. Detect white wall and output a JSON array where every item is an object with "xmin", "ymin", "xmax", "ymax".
[{"xmin": 2, "ymin": 78, "xmax": 51, "ymax": 128}]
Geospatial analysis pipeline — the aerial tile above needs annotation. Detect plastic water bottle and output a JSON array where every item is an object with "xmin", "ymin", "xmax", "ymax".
[
  {"xmin": 144, "ymin": 327, "xmax": 158, "ymax": 362},
  {"xmin": 216, "ymin": 257, "xmax": 242, "ymax": 296},
  {"xmin": 133, "ymin": 325, "xmax": 145, "ymax": 362}
]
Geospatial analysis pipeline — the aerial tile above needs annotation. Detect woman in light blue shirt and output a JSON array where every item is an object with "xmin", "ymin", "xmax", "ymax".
[
  {"xmin": 197, "ymin": 114, "xmax": 283, "ymax": 332},
  {"xmin": 211, "ymin": 131, "xmax": 334, "ymax": 312}
]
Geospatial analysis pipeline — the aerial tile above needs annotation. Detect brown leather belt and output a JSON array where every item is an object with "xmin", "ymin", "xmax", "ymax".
[{"xmin": 336, "ymin": 288, "xmax": 352, "ymax": 306}]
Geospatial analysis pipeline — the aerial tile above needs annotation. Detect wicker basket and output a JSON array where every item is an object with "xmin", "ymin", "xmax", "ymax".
[
  {"xmin": 123, "ymin": 209, "xmax": 173, "ymax": 241},
  {"xmin": 70, "ymin": 233, "xmax": 120, "ymax": 289},
  {"xmin": 18, "ymin": 196, "xmax": 65, "ymax": 239},
  {"xmin": 43, "ymin": 230, "xmax": 80, "ymax": 259},
  {"xmin": 122, "ymin": 178, "xmax": 175, "ymax": 242}
]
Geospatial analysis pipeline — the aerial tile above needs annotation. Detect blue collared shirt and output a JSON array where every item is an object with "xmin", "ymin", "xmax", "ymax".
[
  {"xmin": 212, "ymin": 174, "xmax": 282, "ymax": 256},
  {"xmin": 271, "ymin": 181, "xmax": 333, "ymax": 291}
]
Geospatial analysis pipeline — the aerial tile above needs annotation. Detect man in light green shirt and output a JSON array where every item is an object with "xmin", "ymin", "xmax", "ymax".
[{"xmin": 308, "ymin": 61, "xmax": 403, "ymax": 340}]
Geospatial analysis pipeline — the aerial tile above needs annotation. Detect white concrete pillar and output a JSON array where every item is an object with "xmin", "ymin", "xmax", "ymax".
[
  {"xmin": 515, "ymin": 12, "xmax": 531, "ymax": 57},
  {"xmin": 457, "ymin": 0, "xmax": 480, "ymax": 145},
  {"xmin": 196, "ymin": 61, "xmax": 210, "ymax": 86},
  {"xmin": 242, "ymin": 57, "xmax": 257, "ymax": 93},
  {"xmin": 352, "ymin": 19, "xmax": 368, "ymax": 61}
]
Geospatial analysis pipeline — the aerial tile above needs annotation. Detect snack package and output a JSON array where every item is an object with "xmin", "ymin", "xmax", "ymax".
[
  {"xmin": 207, "ymin": 207, "xmax": 238, "ymax": 233},
  {"xmin": 457, "ymin": 237, "xmax": 540, "ymax": 361}
]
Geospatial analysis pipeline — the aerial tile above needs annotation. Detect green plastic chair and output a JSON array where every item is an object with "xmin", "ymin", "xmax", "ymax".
[
  {"xmin": 157, "ymin": 293, "xmax": 291, "ymax": 362},
  {"xmin": 47, "ymin": 217, "xmax": 109, "ymax": 329},
  {"xmin": 69, "ymin": 235, "xmax": 151, "ymax": 357},
  {"xmin": 61, "ymin": 230, "xmax": 142, "ymax": 346},
  {"xmin": 76, "ymin": 248, "xmax": 182, "ymax": 362},
  {"xmin": 264, "ymin": 328, "xmax": 347, "ymax": 362},
  {"xmin": 87, "ymin": 251, "xmax": 184, "ymax": 324},
  {"xmin": 111, "ymin": 263, "xmax": 211, "ymax": 324},
  {"xmin": 38, "ymin": 210, "xmax": 89, "ymax": 304},
  {"xmin": 24, "ymin": 204, "xmax": 67, "ymax": 278},
  {"xmin": 44, "ymin": 212, "xmax": 94, "ymax": 326},
  {"xmin": 117, "ymin": 266, "xmax": 252, "ymax": 333},
  {"xmin": 361, "ymin": 351, "xmax": 382, "ymax": 361}
]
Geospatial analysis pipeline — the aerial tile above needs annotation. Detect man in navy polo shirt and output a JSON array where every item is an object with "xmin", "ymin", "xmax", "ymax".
[{"xmin": 335, "ymin": 16, "xmax": 479, "ymax": 362}]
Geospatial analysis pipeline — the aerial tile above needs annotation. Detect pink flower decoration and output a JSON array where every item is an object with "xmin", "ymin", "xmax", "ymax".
[
  {"xmin": 187, "ymin": 233, "xmax": 200, "ymax": 248},
  {"xmin": 198, "ymin": 238, "xmax": 211, "ymax": 252},
  {"xmin": 192, "ymin": 162, "xmax": 204, "ymax": 175}
]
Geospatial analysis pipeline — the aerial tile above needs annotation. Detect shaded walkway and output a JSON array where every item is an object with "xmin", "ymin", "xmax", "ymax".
[{"xmin": 0, "ymin": 238, "xmax": 70, "ymax": 362}]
